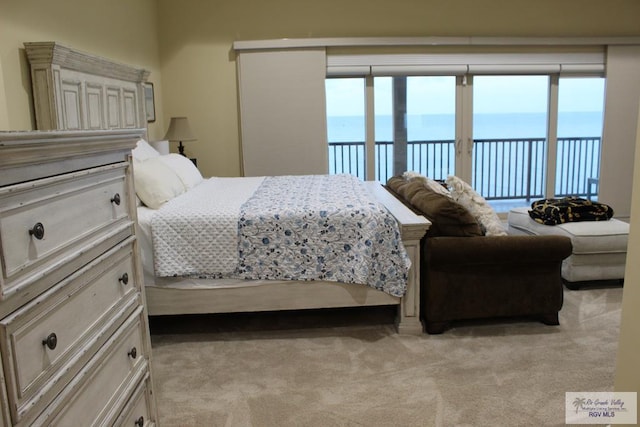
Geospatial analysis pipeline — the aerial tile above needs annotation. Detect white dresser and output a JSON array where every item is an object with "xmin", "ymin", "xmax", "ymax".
[{"xmin": 0, "ymin": 130, "xmax": 158, "ymax": 426}]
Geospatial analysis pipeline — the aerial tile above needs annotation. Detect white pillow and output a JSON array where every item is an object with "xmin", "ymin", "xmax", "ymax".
[
  {"xmin": 132, "ymin": 139, "xmax": 161, "ymax": 163},
  {"xmin": 402, "ymin": 171, "xmax": 423, "ymax": 180},
  {"xmin": 445, "ymin": 175, "xmax": 508, "ymax": 236},
  {"xmin": 158, "ymin": 153, "xmax": 204, "ymax": 190},
  {"xmin": 134, "ymin": 157, "xmax": 187, "ymax": 209},
  {"xmin": 402, "ymin": 171, "xmax": 451, "ymax": 198}
]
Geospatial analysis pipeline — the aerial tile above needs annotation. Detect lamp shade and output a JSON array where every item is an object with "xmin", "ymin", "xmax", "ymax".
[{"xmin": 163, "ymin": 117, "xmax": 196, "ymax": 142}]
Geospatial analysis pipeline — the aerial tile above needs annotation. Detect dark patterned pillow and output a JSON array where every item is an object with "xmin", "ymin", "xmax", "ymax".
[{"xmin": 528, "ymin": 197, "xmax": 614, "ymax": 225}]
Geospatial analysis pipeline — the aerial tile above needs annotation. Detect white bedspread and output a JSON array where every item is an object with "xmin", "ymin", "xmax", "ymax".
[
  {"xmin": 150, "ymin": 177, "xmax": 264, "ymax": 276},
  {"xmin": 146, "ymin": 175, "xmax": 411, "ymax": 296}
]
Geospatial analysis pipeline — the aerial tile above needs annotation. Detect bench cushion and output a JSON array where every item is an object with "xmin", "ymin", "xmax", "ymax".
[
  {"xmin": 508, "ymin": 207, "xmax": 628, "ymax": 255},
  {"xmin": 508, "ymin": 207, "xmax": 628, "ymax": 283}
]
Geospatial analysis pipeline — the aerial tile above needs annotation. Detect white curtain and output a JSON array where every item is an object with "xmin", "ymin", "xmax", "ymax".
[{"xmin": 237, "ymin": 48, "xmax": 328, "ymax": 176}]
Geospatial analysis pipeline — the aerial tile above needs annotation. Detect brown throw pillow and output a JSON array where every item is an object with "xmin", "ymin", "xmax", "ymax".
[{"xmin": 387, "ymin": 176, "xmax": 483, "ymax": 237}]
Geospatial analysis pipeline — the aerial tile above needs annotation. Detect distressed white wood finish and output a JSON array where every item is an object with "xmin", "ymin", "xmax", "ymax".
[
  {"xmin": 0, "ymin": 164, "xmax": 130, "ymax": 312},
  {"xmin": 366, "ymin": 181, "xmax": 429, "ymax": 334},
  {"xmin": 32, "ymin": 309, "xmax": 148, "ymax": 426},
  {"xmin": 114, "ymin": 374, "xmax": 154, "ymax": 427},
  {"xmin": 24, "ymin": 42, "xmax": 149, "ymax": 131},
  {"xmin": 0, "ymin": 130, "xmax": 157, "ymax": 426},
  {"xmin": 0, "ymin": 357, "xmax": 8, "ymax": 427},
  {"xmin": 0, "ymin": 241, "xmax": 139, "ymax": 422},
  {"xmin": 146, "ymin": 181, "xmax": 430, "ymax": 335}
]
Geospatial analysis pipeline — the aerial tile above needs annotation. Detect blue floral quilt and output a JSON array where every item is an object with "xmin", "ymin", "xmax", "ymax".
[{"xmin": 237, "ymin": 174, "xmax": 410, "ymax": 296}]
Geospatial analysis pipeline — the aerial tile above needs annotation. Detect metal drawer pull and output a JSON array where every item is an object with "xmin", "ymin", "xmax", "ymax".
[
  {"xmin": 134, "ymin": 416, "xmax": 144, "ymax": 427},
  {"xmin": 111, "ymin": 193, "xmax": 121, "ymax": 205},
  {"xmin": 119, "ymin": 273, "xmax": 129, "ymax": 285},
  {"xmin": 29, "ymin": 222, "xmax": 45, "ymax": 240},
  {"xmin": 42, "ymin": 333, "xmax": 57, "ymax": 350},
  {"xmin": 128, "ymin": 347, "xmax": 137, "ymax": 359}
]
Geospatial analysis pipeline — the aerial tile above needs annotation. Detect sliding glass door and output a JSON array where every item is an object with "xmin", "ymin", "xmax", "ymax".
[
  {"xmin": 556, "ymin": 77, "xmax": 605, "ymax": 200},
  {"xmin": 325, "ymin": 73, "xmax": 606, "ymax": 211}
]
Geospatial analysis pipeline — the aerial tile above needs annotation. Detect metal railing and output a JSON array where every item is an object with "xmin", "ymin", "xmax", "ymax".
[
  {"xmin": 328, "ymin": 136, "xmax": 601, "ymax": 200},
  {"xmin": 473, "ymin": 138, "xmax": 547, "ymax": 201},
  {"xmin": 555, "ymin": 137, "xmax": 601, "ymax": 198}
]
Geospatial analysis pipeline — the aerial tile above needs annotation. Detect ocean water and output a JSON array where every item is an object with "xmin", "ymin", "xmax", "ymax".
[{"xmin": 327, "ymin": 111, "xmax": 603, "ymax": 142}]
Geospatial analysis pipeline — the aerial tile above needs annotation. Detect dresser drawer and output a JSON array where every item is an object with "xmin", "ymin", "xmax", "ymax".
[
  {"xmin": 31, "ymin": 308, "xmax": 148, "ymax": 426},
  {"xmin": 0, "ymin": 238, "xmax": 140, "ymax": 423},
  {"xmin": 114, "ymin": 375, "xmax": 156, "ymax": 427},
  {"xmin": 0, "ymin": 162, "xmax": 132, "ymax": 308}
]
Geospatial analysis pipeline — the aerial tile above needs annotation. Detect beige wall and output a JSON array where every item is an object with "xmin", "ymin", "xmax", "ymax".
[
  {"xmin": 601, "ymin": 46, "xmax": 640, "ymax": 220},
  {"xmin": 0, "ymin": 0, "xmax": 165, "ymax": 139},
  {"xmin": 614, "ymin": 100, "xmax": 640, "ymax": 409}
]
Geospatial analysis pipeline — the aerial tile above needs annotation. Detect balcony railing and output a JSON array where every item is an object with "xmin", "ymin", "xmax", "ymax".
[
  {"xmin": 328, "ymin": 136, "xmax": 601, "ymax": 201},
  {"xmin": 473, "ymin": 138, "xmax": 547, "ymax": 201}
]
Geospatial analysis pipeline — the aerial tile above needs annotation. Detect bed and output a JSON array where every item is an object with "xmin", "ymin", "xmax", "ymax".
[
  {"xmin": 131, "ymin": 143, "xmax": 430, "ymax": 334},
  {"xmin": 24, "ymin": 41, "xmax": 431, "ymax": 334}
]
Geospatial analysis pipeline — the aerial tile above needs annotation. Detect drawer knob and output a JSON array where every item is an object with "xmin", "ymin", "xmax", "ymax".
[
  {"xmin": 42, "ymin": 333, "xmax": 57, "ymax": 350},
  {"xmin": 119, "ymin": 273, "xmax": 129, "ymax": 285},
  {"xmin": 28, "ymin": 222, "xmax": 45, "ymax": 240},
  {"xmin": 134, "ymin": 416, "xmax": 144, "ymax": 427},
  {"xmin": 128, "ymin": 347, "xmax": 138, "ymax": 359},
  {"xmin": 111, "ymin": 193, "xmax": 121, "ymax": 205}
]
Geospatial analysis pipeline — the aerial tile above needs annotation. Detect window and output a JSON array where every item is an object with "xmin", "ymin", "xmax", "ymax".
[
  {"xmin": 325, "ymin": 51, "xmax": 607, "ymax": 211},
  {"xmin": 326, "ymin": 76, "xmax": 457, "ymax": 182}
]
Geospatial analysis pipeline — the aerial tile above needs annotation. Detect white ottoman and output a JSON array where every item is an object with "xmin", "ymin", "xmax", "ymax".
[{"xmin": 507, "ymin": 207, "xmax": 628, "ymax": 287}]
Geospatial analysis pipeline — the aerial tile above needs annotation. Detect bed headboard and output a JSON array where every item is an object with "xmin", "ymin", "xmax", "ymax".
[{"xmin": 24, "ymin": 41, "xmax": 150, "ymax": 132}]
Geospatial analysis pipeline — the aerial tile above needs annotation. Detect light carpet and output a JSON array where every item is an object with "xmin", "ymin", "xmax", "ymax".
[{"xmin": 149, "ymin": 285, "xmax": 622, "ymax": 427}]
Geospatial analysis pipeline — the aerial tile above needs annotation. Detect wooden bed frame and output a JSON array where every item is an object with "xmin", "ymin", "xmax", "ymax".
[
  {"xmin": 144, "ymin": 183, "xmax": 430, "ymax": 334},
  {"xmin": 24, "ymin": 41, "xmax": 149, "ymax": 132},
  {"xmin": 25, "ymin": 41, "xmax": 432, "ymax": 335}
]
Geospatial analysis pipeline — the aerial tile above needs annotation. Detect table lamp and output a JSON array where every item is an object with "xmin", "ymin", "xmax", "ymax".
[{"xmin": 164, "ymin": 117, "xmax": 196, "ymax": 156}]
